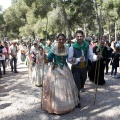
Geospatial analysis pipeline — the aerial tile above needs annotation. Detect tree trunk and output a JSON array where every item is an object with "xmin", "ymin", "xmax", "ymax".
[
  {"xmin": 61, "ymin": 5, "xmax": 72, "ymax": 42},
  {"xmin": 94, "ymin": 0, "xmax": 102, "ymax": 40},
  {"xmin": 84, "ymin": 23, "xmax": 87, "ymax": 37},
  {"xmin": 115, "ymin": 21, "xmax": 117, "ymax": 42},
  {"xmin": 46, "ymin": 16, "xmax": 48, "ymax": 40}
]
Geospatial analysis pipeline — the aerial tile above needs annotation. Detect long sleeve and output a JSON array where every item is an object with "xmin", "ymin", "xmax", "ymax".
[
  {"xmin": 68, "ymin": 46, "xmax": 83, "ymax": 65},
  {"xmin": 88, "ymin": 45, "xmax": 98, "ymax": 61},
  {"xmin": 47, "ymin": 51, "xmax": 54, "ymax": 62}
]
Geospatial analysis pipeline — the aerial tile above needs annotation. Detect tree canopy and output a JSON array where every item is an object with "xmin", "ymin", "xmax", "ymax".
[{"xmin": 0, "ymin": 0, "xmax": 120, "ymax": 41}]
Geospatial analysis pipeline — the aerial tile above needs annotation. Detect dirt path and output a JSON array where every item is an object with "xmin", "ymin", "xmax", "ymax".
[{"xmin": 0, "ymin": 63, "xmax": 120, "ymax": 120}]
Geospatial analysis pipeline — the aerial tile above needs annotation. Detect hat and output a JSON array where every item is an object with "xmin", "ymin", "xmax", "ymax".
[
  {"xmin": 11, "ymin": 40, "xmax": 17, "ymax": 44},
  {"xmin": 71, "ymin": 39, "xmax": 76, "ymax": 43}
]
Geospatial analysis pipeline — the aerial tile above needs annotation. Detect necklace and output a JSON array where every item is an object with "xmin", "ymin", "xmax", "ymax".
[{"xmin": 58, "ymin": 45, "xmax": 65, "ymax": 53}]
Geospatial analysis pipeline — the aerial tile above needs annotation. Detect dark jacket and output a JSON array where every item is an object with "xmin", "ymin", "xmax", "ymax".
[{"xmin": 110, "ymin": 52, "xmax": 120, "ymax": 67}]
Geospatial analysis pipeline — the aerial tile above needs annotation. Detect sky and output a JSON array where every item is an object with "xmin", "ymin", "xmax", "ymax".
[{"xmin": 0, "ymin": 0, "xmax": 11, "ymax": 11}]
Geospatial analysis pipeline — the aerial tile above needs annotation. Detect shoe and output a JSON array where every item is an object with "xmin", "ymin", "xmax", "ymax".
[
  {"xmin": 76, "ymin": 103, "xmax": 81, "ymax": 108},
  {"xmin": 81, "ymin": 88, "xmax": 86, "ymax": 92},
  {"xmin": 36, "ymin": 85, "xmax": 42, "ymax": 87},
  {"xmin": 105, "ymin": 73, "xmax": 108, "ymax": 75},
  {"xmin": 0, "ymin": 75, "xmax": 2, "ymax": 78},
  {"xmin": 14, "ymin": 71, "xmax": 19, "ymax": 73},
  {"xmin": 112, "ymin": 75, "xmax": 116, "ymax": 78},
  {"xmin": 3, "ymin": 71, "xmax": 6, "ymax": 75}
]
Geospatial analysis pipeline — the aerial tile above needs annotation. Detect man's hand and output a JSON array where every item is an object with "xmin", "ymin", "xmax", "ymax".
[
  {"xmin": 72, "ymin": 57, "xmax": 76, "ymax": 63},
  {"xmin": 104, "ymin": 61, "xmax": 106, "ymax": 64},
  {"xmin": 80, "ymin": 56, "xmax": 84, "ymax": 62},
  {"xmin": 97, "ymin": 54, "xmax": 103, "ymax": 59}
]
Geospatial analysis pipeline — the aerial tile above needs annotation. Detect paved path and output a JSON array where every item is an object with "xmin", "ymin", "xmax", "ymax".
[{"xmin": 0, "ymin": 64, "xmax": 120, "ymax": 120}]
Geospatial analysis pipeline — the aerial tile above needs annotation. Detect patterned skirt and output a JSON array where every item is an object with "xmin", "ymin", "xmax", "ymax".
[
  {"xmin": 42, "ymin": 65, "xmax": 79, "ymax": 114},
  {"xmin": 31, "ymin": 64, "xmax": 48, "ymax": 86}
]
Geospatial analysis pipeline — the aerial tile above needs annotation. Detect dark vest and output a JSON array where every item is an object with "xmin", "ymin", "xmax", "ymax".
[
  {"xmin": 0, "ymin": 45, "xmax": 4, "ymax": 57},
  {"xmin": 73, "ymin": 47, "xmax": 83, "ymax": 67}
]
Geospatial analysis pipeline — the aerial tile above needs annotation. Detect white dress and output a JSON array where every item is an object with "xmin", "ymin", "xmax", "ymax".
[
  {"xmin": 42, "ymin": 45, "xmax": 79, "ymax": 114},
  {"xmin": 31, "ymin": 53, "xmax": 48, "ymax": 86}
]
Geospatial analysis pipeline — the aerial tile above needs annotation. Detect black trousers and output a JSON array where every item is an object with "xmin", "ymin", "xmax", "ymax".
[
  {"xmin": 10, "ymin": 57, "xmax": 17, "ymax": 72},
  {"xmin": 71, "ymin": 66, "xmax": 87, "ymax": 92},
  {"xmin": 0, "ymin": 60, "xmax": 6, "ymax": 75},
  {"xmin": 105, "ymin": 59, "xmax": 110, "ymax": 73}
]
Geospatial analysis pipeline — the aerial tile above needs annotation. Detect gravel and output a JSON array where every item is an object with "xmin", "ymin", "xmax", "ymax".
[{"xmin": 0, "ymin": 63, "xmax": 120, "ymax": 120}]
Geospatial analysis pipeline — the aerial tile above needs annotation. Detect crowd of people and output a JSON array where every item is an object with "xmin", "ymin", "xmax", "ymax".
[
  {"xmin": 0, "ymin": 40, "xmax": 27, "ymax": 78},
  {"xmin": 0, "ymin": 30, "xmax": 120, "ymax": 114}
]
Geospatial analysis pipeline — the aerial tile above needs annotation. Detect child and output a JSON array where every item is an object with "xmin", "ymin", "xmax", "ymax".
[
  {"xmin": 32, "ymin": 47, "xmax": 48, "ymax": 87},
  {"xmin": 32, "ymin": 47, "xmax": 44, "ymax": 87},
  {"xmin": 110, "ymin": 46, "xmax": 120, "ymax": 77}
]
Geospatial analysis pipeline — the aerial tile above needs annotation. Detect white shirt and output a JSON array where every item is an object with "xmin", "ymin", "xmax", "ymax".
[
  {"xmin": 30, "ymin": 46, "xmax": 38, "ymax": 55},
  {"xmin": 68, "ymin": 45, "xmax": 98, "ymax": 65},
  {"xmin": 0, "ymin": 46, "xmax": 7, "ymax": 60},
  {"xmin": 9, "ymin": 45, "xmax": 18, "ymax": 59}
]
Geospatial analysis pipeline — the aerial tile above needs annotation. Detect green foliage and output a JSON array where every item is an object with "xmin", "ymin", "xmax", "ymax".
[
  {"xmin": 1, "ymin": 0, "xmax": 120, "ymax": 39},
  {"xmin": 0, "ymin": 5, "xmax": 3, "ymax": 11}
]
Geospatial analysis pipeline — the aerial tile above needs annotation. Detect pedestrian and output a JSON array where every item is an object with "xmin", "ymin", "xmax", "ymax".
[
  {"xmin": 9, "ymin": 40, "xmax": 19, "ymax": 73},
  {"xmin": 3, "ymin": 41, "xmax": 9, "ymax": 68},
  {"xmin": 32, "ymin": 46, "xmax": 48, "ymax": 87},
  {"xmin": 42, "ymin": 33, "xmax": 79, "ymax": 114},
  {"xmin": 0, "ymin": 40, "xmax": 7, "ymax": 77},
  {"xmin": 68, "ymin": 30, "xmax": 101, "ymax": 94},
  {"xmin": 105, "ymin": 42, "xmax": 113, "ymax": 74},
  {"xmin": 30, "ymin": 41, "xmax": 38, "ymax": 67},
  {"xmin": 110, "ymin": 46, "xmax": 120, "ymax": 77},
  {"xmin": 89, "ymin": 40, "xmax": 107, "ymax": 85}
]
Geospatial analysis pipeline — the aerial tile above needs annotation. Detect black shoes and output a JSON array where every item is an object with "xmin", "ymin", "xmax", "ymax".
[
  {"xmin": 76, "ymin": 103, "xmax": 81, "ymax": 108},
  {"xmin": 11, "ymin": 70, "xmax": 19, "ymax": 73},
  {"xmin": 11, "ymin": 69, "xmax": 13, "ymax": 72},
  {"xmin": 14, "ymin": 71, "xmax": 19, "ymax": 73},
  {"xmin": 81, "ymin": 88, "xmax": 86, "ymax": 92},
  {"xmin": 105, "ymin": 72, "xmax": 108, "ymax": 75},
  {"xmin": 3, "ymin": 71, "xmax": 6, "ymax": 75}
]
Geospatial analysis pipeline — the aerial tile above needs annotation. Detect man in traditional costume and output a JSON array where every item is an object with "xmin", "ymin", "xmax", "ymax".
[
  {"xmin": 88, "ymin": 40, "xmax": 107, "ymax": 85},
  {"xmin": 68, "ymin": 30, "xmax": 101, "ymax": 102}
]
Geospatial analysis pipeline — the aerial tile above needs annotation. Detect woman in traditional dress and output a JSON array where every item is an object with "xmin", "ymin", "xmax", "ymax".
[
  {"xmin": 32, "ymin": 47, "xmax": 44, "ymax": 86},
  {"xmin": 32, "ymin": 46, "xmax": 48, "ymax": 87},
  {"xmin": 41, "ymin": 33, "xmax": 79, "ymax": 114}
]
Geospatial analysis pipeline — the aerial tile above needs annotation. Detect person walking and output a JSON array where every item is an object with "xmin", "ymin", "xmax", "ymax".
[
  {"xmin": 105, "ymin": 42, "xmax": 113, "ymax": 74},
  {"xmin": 89, "ymin": 40, "xmax": 107, "ymax": 85},
  {"xmin": 42, "ymin": 33, "xmax": 79, "ymax": 114},
  {"xmin": 110, "ymin": 46, "xmax": 120, "ymax": 77},
  {"xmin": 0, "ymin": 41, "xmax": 7, "ymax": 77},
  {"xmin": 68, "ymin": 30, "xmax": 101, "ymax": 94},
  {"xmin": 9, "ymin": 41, "xmax": 19, "ymax": 73}
]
